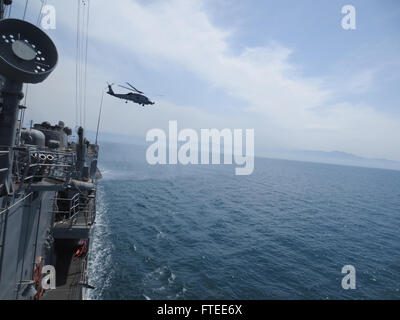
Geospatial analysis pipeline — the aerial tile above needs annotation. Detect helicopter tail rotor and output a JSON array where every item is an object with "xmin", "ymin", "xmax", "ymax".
[{"xmin": 106, "ymin": 82, "xmax": 115, "ymax": 95}]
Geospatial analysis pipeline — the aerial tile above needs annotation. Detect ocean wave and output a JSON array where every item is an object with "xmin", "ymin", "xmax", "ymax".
[{"xmin": 86, "ymin": 185, "xmax": 114, "ymax": 300}]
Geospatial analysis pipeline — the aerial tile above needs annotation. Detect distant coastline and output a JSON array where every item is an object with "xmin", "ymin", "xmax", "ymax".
[
  {"xmin": 87, "ymin": 130, "xmax": 400, "ymax": 172},
  {"xmin": 264, "ymin": 150, "xmax": 400, "ymax": 172}
]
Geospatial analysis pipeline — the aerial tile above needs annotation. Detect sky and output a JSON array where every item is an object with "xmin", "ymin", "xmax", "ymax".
[{"xmin": 9, "ymin": 0, "xmax": 400, "ymax": 161}]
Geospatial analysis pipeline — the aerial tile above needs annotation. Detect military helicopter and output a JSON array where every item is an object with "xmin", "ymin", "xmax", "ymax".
[{"xmin": 107, "ymin": 82, "xmax": 155, "ymax": 106}]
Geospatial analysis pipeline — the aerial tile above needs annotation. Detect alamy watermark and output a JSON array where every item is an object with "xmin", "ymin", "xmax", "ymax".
[
  {"xmin": 146, "ymin": 121, "xmax": 255, "ymax": 176},
  {"xmin": 341, "ymin": 265, "xmax": 356, "ymax": 290},
  {"xmin": 341, "ymin": 5, "xmax": 356, "ymax": 30},
  {"xmin": 39, "ymin": 4, "xmax": 358, "ymax": 31},
  {"xmin": 40, "ymin": 5, "xmax": 56, "ymax": 30},
  {"xmin": 41, "ymin": 265, "xmax": 56, "ymax": 290},
  {"xmin": 36, "ymin": 4, "xmax": 57, "ymax": 30}
]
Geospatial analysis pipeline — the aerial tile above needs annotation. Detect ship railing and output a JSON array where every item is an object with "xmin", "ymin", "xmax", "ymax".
[
  {"xmin": 86, "ymin": 144, "xmax": 99, "ymax": 156},
  {"xmin": 52, "ymin": 193, "xmax": 81, "ymax": 226},
  {"xmin": 0, "ymin": 146, "xmax": 10, "ymax": 153},
  {"xmin": 0, "ymin": 192, "xmax": 33, "ymax": 216},
  {"xmin": 80, "ymin": 190, "xmax": 96, "ymax": 226},
  {"xmin": 68, "ymin": 193, "xmax": 81, "ymax": 222},
  {"xmin": 0, "ymin": 147, "xmax": 10, "ymax": 174},
  {"xmin": 13, "ymin": 146, "xmax": 77, "ymax": 190},
  {"xmin": 77, "ymin": 203, "xmax": 90, "ymax": 226},
  {"xmin": 52, "ymin": 189, "xmax": 96, "ymax": 229},
  {"xmin": 79, "ymin": 258, "xmax": 88, "ymax": 287}
]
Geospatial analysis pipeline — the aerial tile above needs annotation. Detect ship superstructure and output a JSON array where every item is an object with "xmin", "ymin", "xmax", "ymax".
[{"xmin": 0, "ymin": 1, "xmax": 100, "ymax": 300}]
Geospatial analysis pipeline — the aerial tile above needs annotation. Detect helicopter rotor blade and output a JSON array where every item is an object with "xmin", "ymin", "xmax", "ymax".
[
  {"xmin": 126, "ymin": 82, "xmax": 144, "ymax": 94},
  {"xmin": 118, "ymin": 85, "xmax": 135, "ymax": 92}
]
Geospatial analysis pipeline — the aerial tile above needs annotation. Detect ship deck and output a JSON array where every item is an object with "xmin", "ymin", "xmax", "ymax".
[{"xmin": 42, "ymin": 241, "xmax": 85, "ymax": 300}]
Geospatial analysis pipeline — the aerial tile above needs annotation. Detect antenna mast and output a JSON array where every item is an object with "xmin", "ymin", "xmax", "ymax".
[
  {"xmin": 0, "ymin": 0, "xmax": 12, "ymax": 20},
  {"xmin": 0, "ymin": 1, "xmax": 5, "ymax": 20},
  {"xmin": 95, "ymin": 90, "xmax": 105, "ymax": 145}
]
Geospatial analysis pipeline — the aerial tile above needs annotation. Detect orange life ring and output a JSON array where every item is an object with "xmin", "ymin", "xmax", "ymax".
[{"xmin": 74, "ymin": 240, "xmax": 87, "ymax": 260}]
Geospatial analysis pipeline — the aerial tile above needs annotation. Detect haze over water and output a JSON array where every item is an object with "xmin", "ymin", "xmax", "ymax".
[{"xmin": 87, "ymin": 142, "xmax": 400, "ymax": 300}]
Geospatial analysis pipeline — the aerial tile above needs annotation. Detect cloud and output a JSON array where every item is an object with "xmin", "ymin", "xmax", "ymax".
[
  {"xmin": 24, "ymin": 0, "xmax": 400, "ymax": 161},
  {"xmin": 346, "ymin": 69, "xmax": 377, "ymax": 94}
]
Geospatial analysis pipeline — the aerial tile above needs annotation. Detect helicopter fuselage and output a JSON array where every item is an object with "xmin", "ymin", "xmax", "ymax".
[{"xmin": 107, "ymin": 85, "xmax": 155, "ymax": 106}]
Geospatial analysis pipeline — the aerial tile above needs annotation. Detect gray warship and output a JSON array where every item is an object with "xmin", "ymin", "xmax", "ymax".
[{"xmin": 0, "ymin": 0, "xmax": 101, "ymax": 300}]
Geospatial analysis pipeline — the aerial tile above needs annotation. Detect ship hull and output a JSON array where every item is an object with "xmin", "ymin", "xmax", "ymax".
[{"xmin": 0, "ymin": 191, "xmax": 55, "ymax": 299}]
